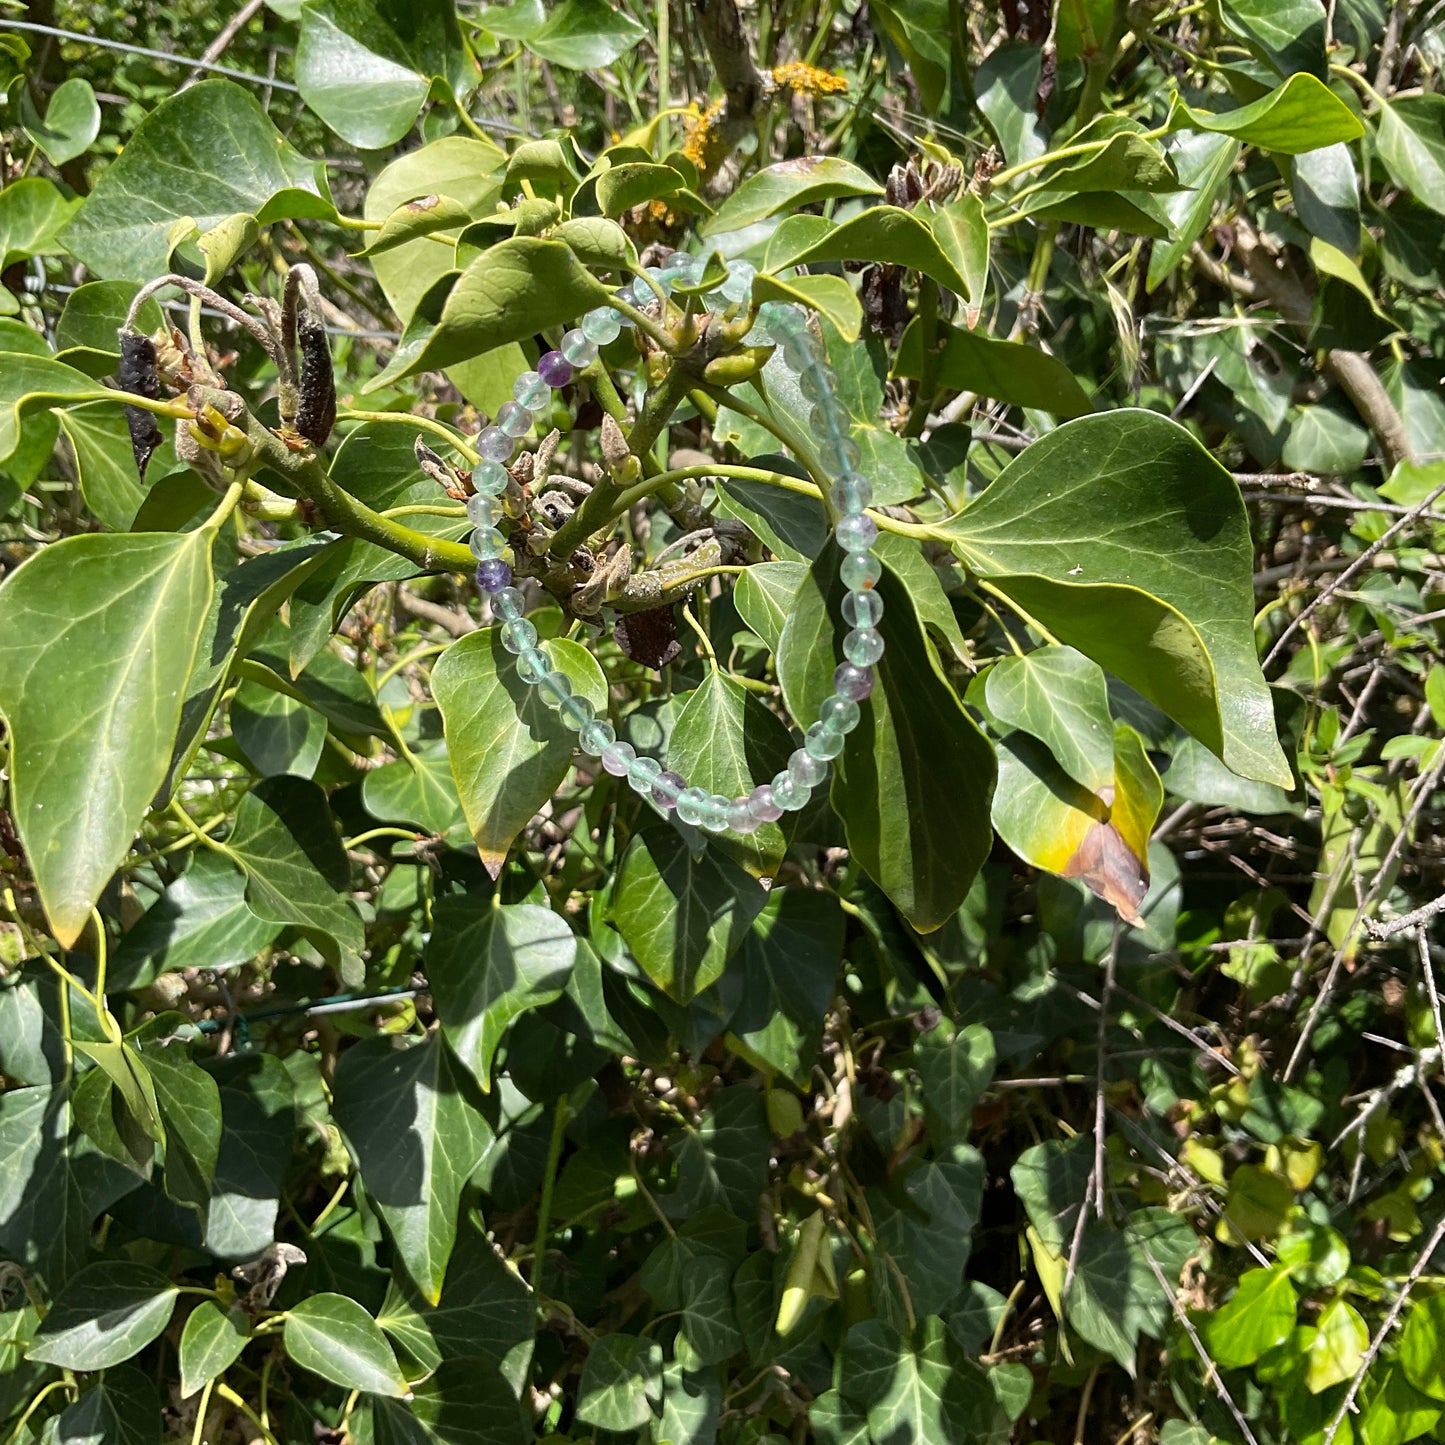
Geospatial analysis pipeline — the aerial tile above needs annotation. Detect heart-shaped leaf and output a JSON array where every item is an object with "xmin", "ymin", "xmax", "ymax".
[
  {"xmin": 29, "ymin": 1262, "xmax": 178, "ymax": 1370},
  {"xmin": 283, "ymin": 1293, "xmax": 409, "ymax": 1397}
]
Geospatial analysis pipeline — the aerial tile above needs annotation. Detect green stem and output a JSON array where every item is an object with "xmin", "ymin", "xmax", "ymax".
[
  {"xmin": 531, "ymin": 1097, "xmax": 572, "ymax": 1304},
  {"xmin": 339, "ymin": 410, "xmax": 482, "ymax": 466},
  {"xmin": 902, "ymin": 277, "xmax": 939, "ymax": 438}
]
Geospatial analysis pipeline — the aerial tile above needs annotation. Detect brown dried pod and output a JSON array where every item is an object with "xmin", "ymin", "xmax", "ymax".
[
  {"xmin": 614, "ymin": 604, "xmax": 681, "ymax": 671},
  {"xmin": 295, "ymin": 312, "xmax": 336, "ymax": 446},
  {"xmin": 117, "ymin": 331, "xmax": 164, "ymax": 478}
]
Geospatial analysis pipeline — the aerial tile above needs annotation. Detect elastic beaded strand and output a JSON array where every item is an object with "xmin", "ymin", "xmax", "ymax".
[{"xmin": 481, "ymin": 269, "xmax": 884, "ymax": 835}]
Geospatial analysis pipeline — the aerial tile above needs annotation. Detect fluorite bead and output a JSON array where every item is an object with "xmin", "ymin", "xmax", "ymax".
[
  {"xmin": 824, "ymin": 432, "xmax": 862, "ymax": 471},
  {"xmin": 475, "ymin": 558, "xmax": 511, "ymax": 592},
  {"xmin": 581, "ymin": 307, "xmax": 623, "ymax": 344},
  {"xmin": 780, "ymin": 332, "xmax": 816, "ymax": 369},
  {"xmin": 797, "ymin": 366, "xmax": 830, "ymax": 402},
  {"xmin": 843, "ymin": 589, "xmax": 884, "ymax": 627},
  {"xmin": 465, "ymin": 493, "xmax": 493, "ymax": 528},
  {"xmin": 676, "ymin": 787, "xmax": 710, "ymax": 826},
  {"xmin": 537, "ymin": 350, "xmax": 574, "ymax": 388},
  {"xmin": 469, "ymin": 526, "xmax": 506, "ymax": 560},
  {"xmin": 727, "ymin": 798, "xmax": 762, "ymax": 834},
  {"xmin": 718, "ymin": 259, "xmax": 755, "ymax": 304},
  {"xmin": 514, "ymin": 370, "xmax": 550, "ymax": 410},
  {"xmin": 558, "ymin": 693, "xmax": 593, "ymax": 731},
  {"xmin": 476, "ymin": 425, "xmax": 514, "ymax": 462},
  {"xmin": 601, "ymin": 741, "xmax": 636, "ymax": 777},
  {"xmin": 788, "ymin": 748, "xmax": 828, "ymax": 787},
  {"xmin": 820, "ymin": 694, "xmax": 861, "ymax": 732},
  {"xmin": 496, "ymin": 400, "xmax": 533, "ymax": 438},
  {"xmin": 646, "ymin": 265, "xmax": 674, "ymax": 294},
  {"xmin": 833, "ymin": 662, "xmax": 874, "ymax": 701},
  {"xmin": 538, "ymin": 670, "xmax": 573, "ymax": 706},
  {"xmin": 628, "ymin": 755, "xmax": 663, "ymax": 793},
  {"xmin": 471, "ymin": 460, "xmax": 510, "ymax": 496},
  {"xmin": 844, "ymin": 628, "xmax": 885, "ymax": 667},
  {"xmin": 699, "ymin": 794, "xmax": 732, "ymax": 832},
  {"xmin": 652, "ymin": 769, "xmax": 685, "ymax": 808},
  {"xmin": 748, "ymin": 784, "xmax": 783, "ymax": 822},
  {"xmin": 835, "ymin": 514, "xmax": 878, "ymax": 553},
  {"xmin": 517, "ymin": 649, "xmax": 549, "ymax": 684},
  {"xmin": 579, "ymin": 718, "xmax": 616, "ymax": 756},
  {"xmin": 833, "ymin": 473, "xmax": 873, "ymax": 515},
  {"xmin": 561, "ymin": 328, "xmax": 598, "ymax": 368},
  {"xmin": 804, "ymin": 720, "xmax": 845, "ymax": 760},
  {"xmin": 770, "ymin": 772, "xmax": 809, "ymax": 811},
  {"xmin": 840, "ymin": 552, "xmax": 882, "ymax": 591},
  {"xmin": 492, "ymin": 586, "xmax": 525, "ymax": 621},
  {"xmin": 500, "ymin": 617, "xmax": 538, "ymax": 654}
]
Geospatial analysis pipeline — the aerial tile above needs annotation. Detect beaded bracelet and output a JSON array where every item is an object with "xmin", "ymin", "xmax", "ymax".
[{"xmin": 463, "ymin": 255, "xmax": 884, "ymax": 837}]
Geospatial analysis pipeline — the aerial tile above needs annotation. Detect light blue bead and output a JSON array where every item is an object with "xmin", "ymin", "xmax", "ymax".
[
  {"xmin": 824, "ymin": 431, "xmax": 862, "ymax": 471},
  {"xmin": 514, "ymin": 371, "xmax": 550, "ymax": 409},
  {"xmin": 835, "ymin": 514, "xmax": 878, "ymax": 553},
  {"xmin": 579, "ymin": 718, "xmax": 616, "ymax": 756},
  {"xmin": 843, "ymin": 588, "xmax": 884, "ymax": 627},
  {"xmin": 496, "ymin": 401, "xmax": 533, "ymax": 438},
  {"xmin": 477, "ymin": 426, "xmax": 514, "ymax": 462},
  {"xmin": 820, "ymin": 694, "xmax": 860, "ymax": 733},
  {"xmin": 833, "ymin": 473, "xmax": 873, "ymax": 515},
  {"xmin": 517, "ymin": 649, "xmax": 549, "ymax": 684},
  {"xmin": 561, "ymin": 328, "xmax": 599, "ymax": 367},
  {"xmin": 559, "ymin": 693, "xmax": 593, "ymax": 731},
  {"xmin": 601, "ymin": 741, "xmax": 636, "ymax": 776},
  {"xmin": 840, "ymin": 552, "xmax": 882, "ymax": 591},
  {"xmin": 798, "ymin": 365, "xmax": 831, "ymax": 403},
  {"xmin": 581, "ymin": 307, "xmax": 622, "ymax": 344},
  {"xmin": 770, "ymin": 772, "xmax": 809, "ymax": 812},
  {"xmin": 719, "ymin": 260, "xmax": 756, "ymax": 304},
  {"xmin": 628, "ymin": 755, "xmax": 663, "ymax": 793},
  {"xmin": 645, "ymin": 265, "xmax": 674, "ymax": 296},
  {"xmin": 465, "ymin": 493, "xmax": 495, "ymax": 528},
  {"xmin": 492, "ymin": 586, "xmax": 525, "ymax": 621},
  {"xmin": 844, "ymin": 627, "xmax": 885, "ymax": 667},
  {"xmin": 726, "ymin": 798, "xmax": 762, "ymax": 834},
  {"xmin": 788, "ymin": 748, "xmax": 828, "ymax": 787},
  {"xmin": 538, "ymin": 670, "xmax": 573, "ymax": 706},
  {"xmin": 500, "ymin": 618, "xmax": 538, "ymax": 654},
  {"xmin": 676, "ymin": 787, "xmax": 710, "ymax": 826},
  {"xmin": 469, "ymin": 526, "xmax": 506, "ymax": 560},
  {"xmin": 804, "ymin": 720, "xmax": 845, "ymax": 760},
  {"xmin": 471, "ymin": 460, "xmax": 510, "ymax": 497},
  {"xmin": 699, "ymin": 794, "xmax": 732, "ymax": 832}
]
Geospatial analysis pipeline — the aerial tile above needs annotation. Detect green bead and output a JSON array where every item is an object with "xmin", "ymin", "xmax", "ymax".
[
  {"xmin": 676, "ymin": 787, "xmax": 710, "ymax": 826},
  {"xmin": 843, "ymin": 588, "xmax": 884, "ymax": 627},
  {"xmin": 517, "ymin": 649, "xmax": 549, "ymax": 684},
  {"xmin": 538, "ymin": 670, "xmax": 573, "ymax": 706},
  {"xmin": 820, "ymin": 695, "xmax": 860, "ymax": 733},
  {"xmin": 558, "ymin": 693, "xmax": 593, "ymax": 730},
  {"xmin": 840, "ymin": 553, "xmax": 882, "ymax": 591},
  {"xmin": 804, "ymin": 720, "xmax": 845, "ymax": 760},
  {"xmin": 844, "ymin": 627, "xmax": 885, "ymax": 667},
  {"xmin": 788, "ymin": 748, "xmax": 828, "ymax": 787}
]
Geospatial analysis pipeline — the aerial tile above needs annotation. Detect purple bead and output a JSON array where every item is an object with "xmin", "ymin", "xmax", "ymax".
[
  {"xmin": 833, "ymin": 662, "xmax": 874, "ymax": 701},
  {"xmin": 537, "ymin": 350, "xmax": 574, "ymax": 388},
  {"xmin": 653, "ymin": 770, "xmax": 686, "ymax": 809},
  {"xmin": 748, "ymin": 784, "xmax": 784, "ymax": 823},
  {"xmin": 475, "ymin": 558, "xmax": 512, "ymax": 593}
]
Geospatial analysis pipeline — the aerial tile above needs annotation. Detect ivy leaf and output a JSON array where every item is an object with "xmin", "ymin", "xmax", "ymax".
[
  {"xmin": 1377, "ymin": 96, "xmax": 1445, "ymax": 218},
  {"xmin": 229, "ymin": 680, "xmax": 326, "ymax": 779},
  {"xmin": 59, "ymin": 81, "xmax": 335, "ymax": 281},
  {"xmin": 1147, "ymin": 131, "xmax": 1241, "ymax": 289},
  {"xmin": 333, "ymin": 1034, "xmax": 491, "ymax": 1304},
  {"xmin": 283, "ymin": 1293, "xmax": 409, "ymax": 1397},
  {"xmin": 811, "ymin": 1390, "xmax": 871, "ymax": 1445},
  {"xmin": 523, "ymin": 0, "xmax": 647, "ymax": 70},
  {"xmin": 53, "ymin": 1369, "xmax": 160, "ymax": 1445},
  {"xmin": 985, "ymin": 646, "xmax": 1115, "ymax": 790},
  {"xmin": 55, "ymin": 281, "xmax": 165, "ymax": 376},
  {"xmin": 785, "ymin": 206, "xmax": 976, "ymax": 302},
  {"xmin": 1399, "ymin": 1294, "xmax": 1445, "ymax": 1401},
  {"xmin": 0, "ymin": 353, "xmax": 107, "ymax": 469},
  {"xmin": 705, "ymin": 157, "xmax": 883, "ymax": 235},
  {"xmin": 21, "ymin": 77, "xmax": 101, "ymax": 167},
  {"xmin": 141, "ymin": 1044, "xmax": 223, "ymax": 1214},
  {"xmin": 361, "ymin": 746, "xmax": 466, "ymax": 838},
  {"xmin": 178, "ymin": 1300, "xmax": 250, "ymax": 1399},
  {"xmin": 777, "ymin": 549, "xmax": 996, "ymax": 933},
  {"xmin": 1219, "ymin": 0, "xmax": 1326, "ymax": 80},
  {"xmin": 1167, "ymin": 73, "xmax": 1363, "ymax": 154},
  {"xmin": 28, "ymin": 1262, "xmax": 178, "ymax": 1370},
  {"xmin": 596, "ymin": 162, "xmax": 686, "ymax": 217},
  {"xmin": 222, "ymin": 777, "xmax": 366, "ymax": 984},
  {"xmin": 1202, "ymin": 1266, "xmax": 1299, "ymax": 1367},
  {"xmin": 433, "ymin": 631, "xmax": 608, "ymax": 876},
  {"xmin": 55, "ymin": 403, "xmax": 150, "ymax": 532},
  {"xmin": 364, "ymin": 1363, "xmax": 528, "ymax": 1445},
  {"xmin": 924, "ymin": 195, "xmax": 989, "ymax": 317},
  {"xmin": 839, "ymin": 1318, "xmax": 991, "ymax": 1444},
  {"xmin": 1306, "ymin": 1297, "xmax": 1368, "ymax": 1394},
  {"xmin": 733, "ymin": 561, "xmax": 805, "ymax": 652},
  {"xmin": 915, "ymin": 1023, "xmax": 996, "ymax": 1137},
  {"xmin": 659, "ymin": 1363, "xmax": 723, "ymax": 1445},
  {"xmin": 0, "ymin": 179, "xmax": 81, "ymax": 270},
  {"xmin": 576, "ymin": 1333, "xmax": 664, "ymax": 1432},
  {"xmin": 427, "ymin": 897, "xmax": 577, "ymax": 1091},
  {"xmin": 753, "ymin": 273, "xmax": 861, "ymax": 343},
  {"xmin": 940, "ymin": 409, "xmax": 1292, "ymax": 787},
  {"xmin": 667, "ymin": 672, "xmax": 796, "ymax": 875},
  {"xmin": 662, "ymin": 1086, "xmax": 770, "ymax": 1218},
  {"xmin": 0, "ymin": 529, "xmax": 216, "ymax": 946},
  {"xmin": 609, "ymin": 826, "xmax": 768, "ymax": 1002}
]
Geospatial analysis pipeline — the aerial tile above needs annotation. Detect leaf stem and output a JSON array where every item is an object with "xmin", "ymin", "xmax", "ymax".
[
  {"xmin": 338, "ymin": 410, "xmax": 482, "ymax": 467},
  {"xmin": 531, "ymin": 1096, "xmax": 573, "ymax": 1304},
  {"xmin": 975, "ymin": 578, "xmax": 1062, "ymax": 646}
]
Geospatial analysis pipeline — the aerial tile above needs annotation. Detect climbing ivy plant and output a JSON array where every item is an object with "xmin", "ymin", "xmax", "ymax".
[{"xmin": 2, "ymin": 2, "xmax": 1444, "ymax": 1443}]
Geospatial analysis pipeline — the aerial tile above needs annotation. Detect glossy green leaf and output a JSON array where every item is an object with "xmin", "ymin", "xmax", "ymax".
[
  {"xmin": 658, "ymin": 1363, "xmax": 723, "ymax": 1445},
  {"xmin": 552, "ymin": 215, "xmax": 639, "ymax": 270},
  {"xmin": 925, "ymin": 194, "xmax": 989, "ymax": 314},
  {"xmin": 522, "ymin": 0, "xmax": 646, "ymax": 68},
  {"xmin": 868, "ymin": 0, "xmax": 949, "ymax": 111},
  {"xmin": 977, "ymin": 41, "xmax": 1047, "ymax": 166},
  {"xmin": 142, "ymin": 1043, "xmax": 222, "ymax": 1213},
  {"xmin": 705, "ymin": 157, "xmax": 883, "ymax": 235},
  {"xmin": 916, "ymin": 1023, "xmax": 996, "ymax": 1136},
  {"xmin": 733, "ymin": 561, "xmax": 805, "ymax": 651},
  {"xmin": 1203, "ymin": 1266, "xmax": 1298, "ymax": 1367},
  {"xmin": 1291, "ymin": 142, "xmax": 1362, "ymax": 255},
  {"xmin": 1168, "ymin": 73, "xmax": 1363, "ymax": 154},
  {"xmin": 667, "ymin": 672, "xmax": 795, "ymax": 874},
  {"xmin": 1360, "ymin": 1366, "xmax": 1442, "ymax": 1445},
  {"xmin": 21, "ymin": 77, "xmax": 101, "ymax": 167},
  {"xmin": 53, "ymin": 1369, "xmax": 160, "ymax": 1445},
  {"xmin": 29, "ymin": 1262, "xmax": 177, "ymax": 1370},
  {"xmin": 0, "ymin": 353, "xmax": 106, "ymax": 468},
  {"xmin": 661, "ymin": 1086, "xmax": 769, "ymax": 1217},
  {"xmin": 610, "ymin": 825, "xmax": 767, "ymax": 1001},
  {"xmin": 363, "ymin": 1363, "xmax": 528, "ymax": 1445},
  {"xmin": 713, "ymin": 474, "xmax": 827, "ymax": 562},
  {"xmin": 1220, "ymin": 0, "xmax": 1326, "ymax": 79},
  {"xmin": 178, "ymin": 1300, "xmax": 250, "ymax": 1399},
  {"xmin": 871, "ymin": 1147, "xmax": 984, "ymax": 1317},
  {"xmin": 785, "ymin": 205, "xmax": 975, "ymax": 302},
  {"xmin": 333, "ymin": 1033, "xmax": 490, "ymax": 1304},
  {"xmin": 0, "ymin": 528, "xmax": 215, "ymax": 945},
  {"xmin": 639, "ymin": 1217, "xmax": 746, "ymax": 1365},
  {"xmin": 1147, "ymin": 132, "xmax": 1241, "ymax": 289},
  {"xmin": 941, "ymin": 409, "xmax": 1291, "ymax": 786},
  {"xmin": 0, "ymin": 179, "xmax": 81, "ymax": 269},
  {"xmin": 296, "ymin": 0, "xmax": 471, "ymax": 148},
  {"xmin": 359, "ymin": 194, "xmax": 472, "ymax": 259},
  {"xmin": 432, "ymin": 631, "xmax": 608, "ymax": 875},
  {"xmin": 1377, "ymin": 95, "xmax": 1445, "ymax": 217},
  {"xmin": 283, "ymin": 1293, "xmax": 409, "ymax": 1397},
  {"xmin": 596, "ymin": 162, "xmax": 685, "ymax": 217},
  {"xmin": 777, "ymin": 549, "xmax": 996, "ymax": 932},
  {"xmin": 1307, "ymin": 1297, "xmax": 1368, "ymax": 1394},
  {"xmin": 229, "ymin": 679, "xmax": 326, "ymax": 779},
  {"xmin": 362, "ymin": 745, "xmax": 466, "ymax": 837},
  {"xmin": 985, "ymin": 646, "xmax": 1114, "ymax": 790},
  {"xmin": 576, "ymin": 1333, "xmax": 664, "ymax": 1432},
  {"xmin": 893, "ymin": 317, "xmax": 1094, "ymax": 418},
  {"xmin": 60, "ymin": 80, "xmax": 334, "ymax": 281},
  {"xmin": 1031, "ymin": 117, "xmax": 1181, "ymax": 194},
  {"xmin": 428, "ymin": 897, "xmax": 576, "ymax": 1091},
  {"xmin": 1400, "ymin": 1293, "xmax": 1445, "ymax": 1401},
  {"xmin": 753, "ymin": 272, "xmax": 861, "ymax": 343},
  {"xmin": 56, "ymin": 403, "xmax": 153, "ymax": 532}
]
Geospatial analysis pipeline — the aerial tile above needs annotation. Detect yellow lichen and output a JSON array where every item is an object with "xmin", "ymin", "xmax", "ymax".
[{"xmin": 771, "ymin": 62, "xmax": 849, "ymax": 96}]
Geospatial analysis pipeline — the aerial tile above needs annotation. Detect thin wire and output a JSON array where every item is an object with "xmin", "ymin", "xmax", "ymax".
[{"xmin": 1, "ymin": 19, "xmax": 302, "ymax": 90}]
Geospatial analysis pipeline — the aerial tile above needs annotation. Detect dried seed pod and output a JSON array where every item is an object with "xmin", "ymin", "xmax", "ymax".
[
  {"xmin": 295, "ymin": 310, "xmax": 336, "ymax": 446},
  {"xmin": 414, "ymin": 437, "xmax": 458, "ymax": 490},
  {"xmin": 117, "ymin": 331, "xmax": 165, "ymax": 478}
]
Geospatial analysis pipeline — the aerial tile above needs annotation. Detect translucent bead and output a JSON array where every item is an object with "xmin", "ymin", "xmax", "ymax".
[
  {"xmin": 652, "ymin": 770, "xmax": 685, "ymax": 809},
  {"xmin": 561, "ymin": 328, "xmax": 599, "ymax": 368},
  {"xmin": 757, "ymin": 300, "xmax": 804, "ymax": 338},
  {"xmin": 719, "ymin": 259, "xmax": 756, "ymax": 304},
  {"xmin": 517, "ymin": 649, "xmax": 549, "ymax": 685},
  {"xmin": 538, "ymin": 670, "xmax": 573, "ymax": 707},
  {"xmin": 804, "ymin": 720, "xmax": 845, "ymax": 761},
  {"xmin": 465, "ymin": 493, "xmax": 494, "ymax": 528},
  {"xmin": 581, "ymin": 307, "xmax": 623, "ymax": 344},
  {"xmin": 471, "ymin": 460, "xmax": 510, "ymax": 497},
  {"xmin": 537, "ymin": 350, "xmax": 574, "ymax": 388},
  {"xmin": 676, "ymin": 787, "xmax": 710, "ymax": 826},
  {"xmin": 558, "ymin": 693, "xmax": 593, "ymax": 731},
  {"xmin": 469, "ymin": 527, "xmax": 506, "ymax": 561},
  {"xmin": 824, "ymin": 432, "xmax": 862, "ymax": 471},
  {"xmin": 491, "ymin": 586, "xmax": 526, "ymax": 622},
  {"xmin": 840, "ymin": 552, "xmax": 883, "ymax": 591},
  {"xmin": 699, "ymin": 794, "xmax": 732, "ymax": 832},
  {"xmin": 500, "ymin": 617, "xmax": 538, "ymax": 654},
  {"xmin": 833, "ymin": 473, "xmax": 873, "ymax": 516},
  {"xmin": 475, "ymin": 558, "xmax": 511, "ymax": 592},
  {"xmin": 788, "ymin": 747, "xmax": 828, "ymax": 787},
  {"xmin": 628, "ymin": 755, "xmax": 663, "ymax": 793},
  {"xmin": 780, "ymin": 331, "xmax": 817, "ymax": 370},
  {"xmin": 645, "ymin": 265, "xmax": 674, "ymax": 296},
  {"xmin": 476, "ymin": 425, "xmax": 514, "ymax": 463},
  {"xmin": 748, "ymin": 784, "xmax": 783, "ymax": 823},
  {"xmin": 726, "ymin": 798, "xmax": 761, "ymax": 834},
  {"xmin": 770, "ymin": 772, "xmax": 809, "ymax": 812},
  {"xmin": 601, "ymin": 741, "xmax": 636, "ymax": 777},
  {"xmin": 843, "ymin": 589, "xmax": 884, "ymax": 627},
  {"xmin": 820, "ymin": 695, "xmax": 861, "ymax": 733},
  {"xmin": 496, "ymin": 400, "xmax": 533, "ymax": 438},
  {"xmin": 579, "ymin": 718, "xmax": 616, "ymax": 756},
  {"xmin": 514, "ymin": 371, "xmax": 551, "ymax": 410},
  {"xmin": 797, "ymin": 365, "xmax": 831, "ymax": 403},
  {"xmin": 833, "ymin": 662, "xmax": 874, "ymax": 701},
  {"xmin": 835, "ymin": 514, "xmax": 879, "ymax": 554},
  {"xmin": 844, "ymin": 628, "xmax": 885, "ymax": 667}
]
